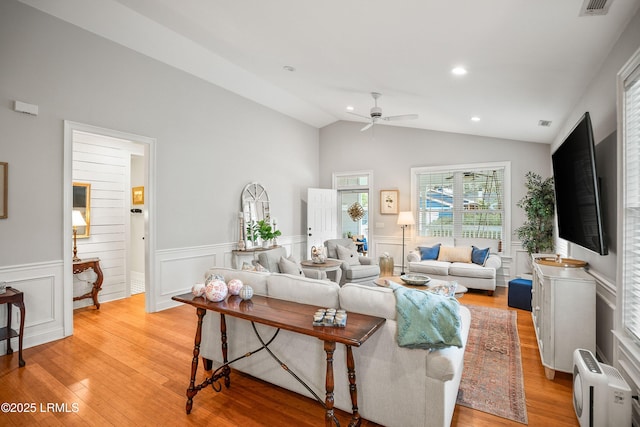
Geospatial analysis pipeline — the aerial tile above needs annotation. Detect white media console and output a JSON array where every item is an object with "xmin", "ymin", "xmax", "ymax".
[{"xmin": 531, "ymin": 256, "xmax": 596, "ymax": 380}]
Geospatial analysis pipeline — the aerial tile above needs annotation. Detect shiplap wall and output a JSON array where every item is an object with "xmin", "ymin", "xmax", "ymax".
[{"xmin": 72, "ymin": 130, "xmax": 144, "ymax": 308}]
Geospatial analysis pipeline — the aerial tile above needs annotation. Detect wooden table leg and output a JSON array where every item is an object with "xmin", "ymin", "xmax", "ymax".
[
  {"xmin": 324, "ymin": 341, "xmax": 336, "ymax": 427},
  {"xmin": 186, "ymin": 307, "xmax": 206, "ymax": 414},
  {"xmin": 220, "ymin": 313, "xmax": 230, "ymax": 388},
  {"xmin": 346, "ymin": 346, "xmax": 361, "ymax": 426},
  {"xmin": 16, "ymin": 300, "xmax": 25, "ymax": 367},
  {"xmin": 91, "ymin": 261, "xmax": 103, "ymax": 309},
  {"xmin": 6, "ymin": 302, "xmax": 12, "ymax": 355}
]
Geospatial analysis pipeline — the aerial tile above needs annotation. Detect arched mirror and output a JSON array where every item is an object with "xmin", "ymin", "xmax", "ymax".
[
  {"xmin": 241, "ymin": 182, "xmax": 270, "ymax": 223},
  {"xmin": 73, "ymin": 182, "xmax": 91, "ymax": 237}
]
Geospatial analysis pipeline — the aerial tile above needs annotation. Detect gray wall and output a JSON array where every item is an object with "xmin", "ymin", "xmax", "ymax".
[
  {"xmin": 319, "ymin": 120, "xmax": 552, "ymax": 255},
  {"xmin": 552, "ymin": 7, "xmax": 640, "ymax": 281},
  {"xmin": 551, "ymin": 7, "xmax": 640, "ymax": 370},
  {"xmin": 0, "ymin": 0, "xmax": 319, "ymax": 268}
]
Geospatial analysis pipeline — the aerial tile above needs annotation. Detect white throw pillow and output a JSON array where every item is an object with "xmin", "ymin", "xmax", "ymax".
[
  {"xmin": 336, "ymin": 244, "xmax": 360, "ymax": 266},
  {"xmin": 278, "ymin": 256, "xmax": 304, "ymax": 276}
]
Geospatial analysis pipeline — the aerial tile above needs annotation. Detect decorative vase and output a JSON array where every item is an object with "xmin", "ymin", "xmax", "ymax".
[
  {"xmin": 239, "ymin": 284, "xmax": 253, "ymax": 300},
  {"xmin": 379, "ymin": 253, "xmax": 394, "ymax": 276}
]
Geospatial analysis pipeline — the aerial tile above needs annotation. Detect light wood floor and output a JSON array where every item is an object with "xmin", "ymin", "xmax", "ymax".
[{"xmin": 0, "ymin": 286, "xmax": 578, "ymax": 426}]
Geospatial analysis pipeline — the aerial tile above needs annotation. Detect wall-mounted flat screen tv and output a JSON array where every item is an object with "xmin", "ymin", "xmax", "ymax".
[{"xmin": 552, "ymin": 112, "xmax": 607, "ymax": 255}]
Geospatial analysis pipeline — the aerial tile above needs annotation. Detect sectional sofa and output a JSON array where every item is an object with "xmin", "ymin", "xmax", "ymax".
[{"xmin": 199, "ymin": 267, "xmax": 471, "ymax": 427}]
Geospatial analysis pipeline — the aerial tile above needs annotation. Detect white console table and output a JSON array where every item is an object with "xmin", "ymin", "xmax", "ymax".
[{"xmin": 531, "ymin": 256, "xmax": 596, "ymax": 380}]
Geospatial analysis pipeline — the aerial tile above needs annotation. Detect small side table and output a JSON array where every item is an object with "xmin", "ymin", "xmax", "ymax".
[
  {"xmin": 0, "ymin": 287, "xmax": 26, "ymax": 367},
  {"xmin": 73, "ymin": 257, "xmax": 104, "ymax": 309},
  {"xmin": 300, "ymin": 259, "xmax": 343, "ymax": 284}
]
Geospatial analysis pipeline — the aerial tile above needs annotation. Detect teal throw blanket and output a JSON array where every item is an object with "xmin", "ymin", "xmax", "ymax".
[{"xmin": 390, "ymin": 282, "xmax": 463, "ymax": 350}]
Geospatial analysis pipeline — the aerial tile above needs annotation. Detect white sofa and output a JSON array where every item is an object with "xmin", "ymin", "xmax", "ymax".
[
  {"xmin": 407, "ymin": 237, "xmax": 502, "ymax": 295},
  {"xmin": 199, "ymin": 267, "xmax": 470, "ymax": 427}
]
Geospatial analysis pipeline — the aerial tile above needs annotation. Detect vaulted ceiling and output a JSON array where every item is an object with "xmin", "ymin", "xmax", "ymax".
[{"xmin": 20, "ymin": 0, "xmax": 640, "ymax": 143}]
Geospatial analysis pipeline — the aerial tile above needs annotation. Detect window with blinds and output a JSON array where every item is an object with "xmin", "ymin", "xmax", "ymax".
[
  {"xmin": 412, "ymin": 163, "xmax": 507, "ymax": 241},
  {"xmin": 622, "ymin": 60, "xmax": 640, "ymax": 342}
]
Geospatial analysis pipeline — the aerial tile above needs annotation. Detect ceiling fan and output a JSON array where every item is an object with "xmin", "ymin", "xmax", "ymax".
[{"xmin": 347, "ymin": 92, "xmax": 419, "ymax": 131}]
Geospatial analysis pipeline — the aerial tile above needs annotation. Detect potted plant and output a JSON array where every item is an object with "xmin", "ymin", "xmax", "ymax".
[
  {"xmin": 256, "ymin": 219, "xmax": 281, "ymax": 247},
  {"xmin": 246, "ymin": 221, "xmax": 259, "ymax": 248},
  {"xmin": 515, "ymin": 171, "xmax": 555, "ymax": 255}
]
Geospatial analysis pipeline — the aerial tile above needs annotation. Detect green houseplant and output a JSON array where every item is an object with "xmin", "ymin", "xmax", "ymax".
[
  {"xmin": 256, "ymin": 219, "xmax": 281, "ymax": 247},
  {"xmin": 515, "ymin": 172, "xmax": 555, "ymax": 255}
]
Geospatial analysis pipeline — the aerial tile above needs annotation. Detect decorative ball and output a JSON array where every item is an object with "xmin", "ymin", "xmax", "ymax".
[
  {"xmin": 205, "ymin": 273, "xmax": 224, "ymax": 286},
  {"xmin": 227, "ymin": 279, "xmax": 244, "ymax": 296},
  {"xmin": 205, "ymin": 280, "xmax": 228, "ymax": 302},
  {"xmin": 239, "ymin": 284, "xmax": 253, "ymax": 300},
  {"xmin": 191, "ymin": 283, "xmax": 206, "ymax": 297}
]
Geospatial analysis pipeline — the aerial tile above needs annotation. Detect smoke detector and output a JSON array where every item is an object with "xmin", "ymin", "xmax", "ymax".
[{"xmin": 579, "ymin": 0, "xmax": 613, "ymax": 16}]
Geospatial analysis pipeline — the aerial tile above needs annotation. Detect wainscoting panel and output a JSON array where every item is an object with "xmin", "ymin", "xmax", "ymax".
[
  {"xmin": 153, "ymin": 235, "xmax": 307, "ymax": 312},
  {"xmin": 589, "ymin": 271, "xmax": 617, "ymax": 365},
  {"xmin": 614, "ymin": 338, "xmax": 640, "ymax": 427},
  {"xmin": 0, "ymin": 261, "xmax": 65, "ymax": 353}
]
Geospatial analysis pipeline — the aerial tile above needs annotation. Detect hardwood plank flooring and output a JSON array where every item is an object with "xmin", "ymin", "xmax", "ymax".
[{"xmin": 0, "ymin": 286, "xmax": 578, "ymax": 426}]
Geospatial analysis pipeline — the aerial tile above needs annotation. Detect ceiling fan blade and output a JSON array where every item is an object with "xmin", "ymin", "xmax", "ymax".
[
  {"xmin": 360, "ymin": 122, "xmax": 374, "ymax": 131},
  {"xmin": 347, "ymin": 111, "xmax": 372, "ymax": 120},
  {"xmin": 381, "ymin": 114, "xmax": 419, "ymax": 122}
]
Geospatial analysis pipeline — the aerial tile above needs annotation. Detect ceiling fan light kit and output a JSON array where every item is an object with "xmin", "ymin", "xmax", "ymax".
[{"xmin": 347, "ymin": 92, "xmax": 419, "ymax": 131}]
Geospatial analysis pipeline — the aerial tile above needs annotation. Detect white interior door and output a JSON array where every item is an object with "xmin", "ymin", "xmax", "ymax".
[{"xmin": 307, "ymin": 188, "xmax": 337, "ymax": 257}]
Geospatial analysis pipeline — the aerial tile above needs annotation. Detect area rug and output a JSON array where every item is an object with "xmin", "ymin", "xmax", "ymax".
[{"xmin": 456, "ymin": 305, "xmax": 528, "ymax": 424}]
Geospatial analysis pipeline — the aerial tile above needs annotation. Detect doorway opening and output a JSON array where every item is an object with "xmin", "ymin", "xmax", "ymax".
[
  {"xmin": 63, "ymin": 121, "xmax": 156, "ymax": 337},
  {"xmin": 333, "ymin": 171, "xmax": 373, "ymax": 257}
]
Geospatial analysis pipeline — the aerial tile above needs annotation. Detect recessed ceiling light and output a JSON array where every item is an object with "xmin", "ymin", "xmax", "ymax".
[
  {"xmin": 452, "ymin": 67, "xmax": 467, "ymax": 76},
  {"xmin": 471, "ymin": 116, "xmax": 481, "ymax": 122},
  {"xmin": 346, "ymin": 105, "xmax": 354, "ymax": 112},
  {"xmin": 283, "ymin": 65, "xmax": 295, "ymax": 72}
]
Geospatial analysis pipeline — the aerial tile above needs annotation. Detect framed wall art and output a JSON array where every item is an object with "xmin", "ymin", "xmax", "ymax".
[
  {"xmin": 0, "ymin": 162, "xmax": 7, "ymax": 219},
  {"xmin": 72, "ymin": 182, "xmax": 91, "ymax": 237},
  {"xmin": 132, "ymin": 186, "xmax": 144, "ymax": 205},
  {"xmin": 380, "ymin": 189, "xmax": 399, "ymax": 215}
]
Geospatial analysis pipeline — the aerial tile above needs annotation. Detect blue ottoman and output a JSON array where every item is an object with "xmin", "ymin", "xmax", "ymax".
[{"xmin": 508, "ymin": 278, "xmax": 532, "ymax": 311}]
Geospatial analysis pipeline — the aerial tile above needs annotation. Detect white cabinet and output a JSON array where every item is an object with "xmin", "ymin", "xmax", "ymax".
[{"xmin": 531, "ymin": 257, "xmax": 595, "ymax": 380}]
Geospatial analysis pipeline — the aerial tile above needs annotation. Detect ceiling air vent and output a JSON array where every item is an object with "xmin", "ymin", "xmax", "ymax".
[
  {"xmin": 538, "ymin": 120, "xmax": 552, "ymax": 127},
  {"xmin": 580, "ymin": 0, "xmax": 613, "ymax": 16}
]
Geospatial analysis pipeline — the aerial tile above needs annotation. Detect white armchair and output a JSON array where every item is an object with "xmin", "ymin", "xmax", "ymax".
[{"xmin": 324, "ymin": 238, "xmax": 380, "ymax": 286}]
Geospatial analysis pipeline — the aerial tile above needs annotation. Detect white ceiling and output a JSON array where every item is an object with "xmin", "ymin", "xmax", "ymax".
[{"xmin": 20, "ymin": 0, "xmax": 640, "ymax": 143}]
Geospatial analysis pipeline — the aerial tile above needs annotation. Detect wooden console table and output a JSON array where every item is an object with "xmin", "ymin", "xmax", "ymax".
[
  {"xmin": 172, "ymin": 293, "xmax": 385, "ymax": 426},
  {"xmin": 0, "ymin": 287, "xmax": 26, "ymax": 367},
  {"xmin": 73, "ymin": 257, "xmax": 103, "ymax": 309}
]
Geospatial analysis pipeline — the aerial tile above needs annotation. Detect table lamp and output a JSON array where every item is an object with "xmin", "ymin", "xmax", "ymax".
[
  {"xmin": 397, "ymin": 211, "xmax": 415, "ymax": 275},
  {"xmin": 72, "ymin": 210, "xmax": 87, "ymax": 262}
]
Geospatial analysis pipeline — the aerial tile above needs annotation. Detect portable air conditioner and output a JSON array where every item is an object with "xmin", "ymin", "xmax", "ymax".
[{"xmin": 573, "ymin": 349, "xmax": 632, "ymax": 427}]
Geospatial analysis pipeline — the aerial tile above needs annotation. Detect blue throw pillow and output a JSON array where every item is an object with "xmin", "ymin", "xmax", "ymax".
[
  {"xmin": 471, "ymin": 246, "xmax": 490, "ymax": 266},
  {"xmin": 419, "ymin": 244, "xmax": 441, "ymax": 260}
]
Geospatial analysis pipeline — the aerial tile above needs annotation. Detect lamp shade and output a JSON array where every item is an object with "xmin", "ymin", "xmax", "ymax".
[
  {"xmin": 397, "ymin": 211, "xmax": 415, "ymax": 226},
  {"xmin": 72, "ymin": 210, "xmax": 87, "ymax": 227}
]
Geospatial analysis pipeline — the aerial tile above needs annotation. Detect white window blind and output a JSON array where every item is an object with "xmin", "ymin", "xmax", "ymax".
[
  {"xmin": 623, "ymin": 63, "xmax": 640, "ymax": 341},
  {"xmin": 413, "ymin": 165, "xmax": 505, "ymax": 241}
]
